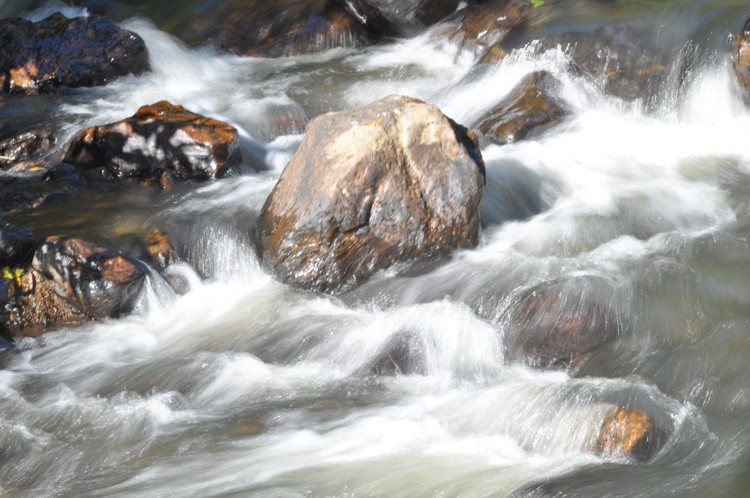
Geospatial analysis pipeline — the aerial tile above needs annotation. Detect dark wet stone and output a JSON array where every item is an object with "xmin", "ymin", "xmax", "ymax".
[
  {"xmin": 210, "ymin": 0, "xmax": 369, "ymax": 57},
  {"xmin": 534, "ymin": 25, "xmax": 673, "ymax": 101},
  {"xmin": 505, "ymin": 278, "xmax": 619, "ymax": 369},
  {"xmin": 32, "ymin": 236, "xmax": 147, "ymax": 320},
  {"xmin": 0, "ymin": 223, "xmax": 36, "ymax": 268},
  {"xmin": 0, "ymin": 128, "xmax": 56, "ymax": 171},
  {"xmin": 0, "ymin": 13, "xmax": 149, "ymax": 95},
  {"xmin": 341, "ymin": 0, "xmax": 463, "ymax": 37},
  {"xmin": 435, "ymin": 0, "xmax": 552, "ymax": 55},
  {"xmin": 255, "ymin": 94, "xmax": 484, "ymax": 293},
  {"xmin": 64, "ymin": 101, "xmax": 241, "ymax": 183},
  {"xmin": 732, "ymin": 17, "xmax": 750, "ymax": 103},
  {"xmin": 475, "ymin": 70, "xmax": 566, "ymax": 145}
]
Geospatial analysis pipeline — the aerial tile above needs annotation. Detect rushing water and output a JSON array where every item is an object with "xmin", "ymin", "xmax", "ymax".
[{"xmin": 2, "ymin": 0, "xmax": 750, "ymax": 496}]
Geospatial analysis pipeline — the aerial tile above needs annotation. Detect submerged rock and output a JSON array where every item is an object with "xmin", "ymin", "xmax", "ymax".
[
  {"xmin": 0, "ymin": 128, "xmax": 56, "ymax": 171},
  {"xmin": 475, "ymin": 71, "xmax": 566, "ymax": 145},
  {"xmin": 732, "ymin": 18, "xmax": 750, "ymax": 102},
  {"xmin": 64, "ymin": 101, "xmax": 241, "ymax": 183},
  {"xmin": 256, "ymin": 94, "xmax": 485, "ymax": 293},
  {"xmin": 32, "ymin": 236, "xmax": 146, "ymax": 320},
  {"xmin": 594, "ymin": 405, "xmax": 662, "ymax": 462},
  {"xmin": 505, "ymin": 278, "xmax": 619, "ymax": 369},
  {"xmin": 0, "ymin": 13, "xmax": 149, "ymax": 95},
  {"xmin": 534, "ymin": 25, "xmax": 673, "ymax": 101},
  {"xmin": 213, "ymin": 0, "xmax": 369, "ymax": 57},
  {"xmin": 341, "ymin": 0, "xmax": 463, "ymax": 38}
]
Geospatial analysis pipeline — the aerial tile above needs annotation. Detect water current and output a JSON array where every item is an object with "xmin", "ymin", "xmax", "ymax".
[{"xmin": 2, "ymin": 0, "xmax": 750, "ymax": 496}]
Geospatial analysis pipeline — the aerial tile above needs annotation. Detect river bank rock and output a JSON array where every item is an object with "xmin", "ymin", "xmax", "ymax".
[
  {"xmin": 255, "ymin": 95, "xmax": 485, "ymax": 293},
  {"xmin": 31, "ymin": 236, "xmax": 146, "ymax": 320},
  {"xmin": 475, "ymin": 71, "xmax": 566, "ymax": 145},
  {"xmin": 594, "ymin": 405, "xmax": 661, "ymax": 462},
  {"xmin": 505, "ymin": 279, "xmax": 619, "ymax": 368},
  {"xmin": 732, "ymin": 18, "xmax": 750, "ymax": 102},
  {"xmin": 0, "ymin": 128, "xmax": 56, "ymax": 172},
  {"xmin": 64, "ymin": 101, "xmax": 241, "ymax": 184},
  {"xmin": 534, "ymin": 25, "xmax": 672, "ymax": 102},
  {"xmin": 0, "ymin": 13, "xmax": 149, "ymax": 95}
]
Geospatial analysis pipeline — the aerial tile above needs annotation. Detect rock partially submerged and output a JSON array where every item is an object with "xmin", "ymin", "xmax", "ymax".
[
  {"xmin": 256, "ymin": 95, "xmax": 485, "ymax": 293},
  {"xmin": 31, "ymin": 236, "xmax": 147, "ymax": 320},
  {"xmin": 0, "ymin": 128, "xmax": 56, "ymax": 171},
  {"xmin": 0, "ymin": 13, "xmax": 149, "ymax": 95},
  {"xmin": 534, "ymin": 25, "xmax": 673, "ymax": 101},
  {"xmin": 505, "ymin": 278, "xmax": 619, "ymax": 368},
  {"xmin": 213, "ymin": 0, "xmax": 369, "ymax": 57},
  {"xmin": 475, "ymin": 71, "xmax": 566, "ymax": 145},
  {"xmin": 594, "ymin": 405, "xmax": 662, "ymax": 462},
  {"xmin": 1, "ymin": 236, "xmax": 148, "ymax": 338},
  {"xmin": 341, "ymin": 0, "xmax": 463, "ymax": 38},
  {"xmin": 64, "ymin": 101, "xmax": 241, "ymax": 184},
  {"xmin": 732, "ymin": 18, "xmax": 750, "ymax": 102},
  {"xmin": 436, "ymin": 0, "xmax": 550, "ymax": 55}
]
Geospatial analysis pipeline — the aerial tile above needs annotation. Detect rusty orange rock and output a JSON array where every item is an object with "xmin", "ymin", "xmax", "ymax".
[{"xmin": 594, "ymin": 406, "xmax": 661, "ymax": 462}]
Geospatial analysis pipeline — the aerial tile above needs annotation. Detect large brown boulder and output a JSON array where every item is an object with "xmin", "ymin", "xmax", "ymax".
[
  {"xmin": 505, "ymin": 278, "xmax": 619, "ymax": 368},
  {"xmin": 732, "ymin": 18, "xmax": 750, "ymax": 102},
  {"xmin": 64, "ymin": 101, "xmax": 241, "ymax": 183},
  {"xmin": 0, "ymin": 13, "xmax": 149, "ymax": 95},
  {"xmin": 475, "ymin": 71, "xmax": 566, "ymax": 145},
  {"xmin": 255, "ymin": 95, "xmax": 485, "ymax": 293},
  {"xmin": 594, "ymin": 406, "xmax": 662, "ymax": 462}
]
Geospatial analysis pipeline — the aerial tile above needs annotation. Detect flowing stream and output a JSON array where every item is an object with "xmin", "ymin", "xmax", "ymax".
[{"xmin": 2, "ymin": 1, "xmax": 750, "ymax": 496}]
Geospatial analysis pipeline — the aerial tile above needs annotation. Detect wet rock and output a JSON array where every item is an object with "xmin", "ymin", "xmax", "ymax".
[
  {"xmin": 64, "ymin": 101, "xmax": 241, "ymax": 183},
  {"xmin": 4, "ymin": 268, "xmax": 87, "ymax": 338},
  {"xmin": 0, "ymin": 176, "xmax": 51, "ymax": 213},
  {"xmin": 32, "ymin": 236, "xmax": 147, "ymax": 320},
  {"xmin": 475, "ymin": 71, "xmax": 566, "ymax": 145},
  {"xmin": 140, "ymin": 228, "xmax": 178, "ymax": 270},
  {"xmin": 594, "ymin": 406, "xmax": 661, "ymax": 461},
  {"xmin": 0, "ymin": 128, "xmax": 56, "ymax": 170},
  {"xmin": 732, "ymin": 18, "xmax": 750, "ymax": 102},
  {"xmin": 436, "ymin": 0, "xmax": 550, "ymax": 55},
  {"xmin": 0, "ymin": 13, "xmax": 149, "ymax": 95},
  {"xmin": 534, "ymin": 25, "xmax": 673, "ymax": 101},
  {"xmin": 366, "ymin": 332, "xmax": 427, "ymax": 376},
  {"xmin": 505, "ymin": 278, "xmax": 619, "ymax": 368},
  {"xmin": 0, "ymin": 224, "xmax": 36, "ymax": 268},
  {"xmin": 341, "ymin": 0, "xmax": 463, "ymax": 38},
  {"xmin": 212, "ymin": 0, "xmax": 369, "ymax": 57},
  {"xmin": 255, "ymin": 94, "xmax": 485, "ymax": 293}
]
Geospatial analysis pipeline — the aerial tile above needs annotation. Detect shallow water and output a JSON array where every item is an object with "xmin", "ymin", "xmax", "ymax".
[{"xmin": 2, "ymin": 0, "xmax": 750, "ymax": 496}]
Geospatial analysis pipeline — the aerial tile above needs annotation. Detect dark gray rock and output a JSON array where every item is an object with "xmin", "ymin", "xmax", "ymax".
[{"xmin": 0, "ymin": 13, "xmax": 149, "ymax": 95}]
